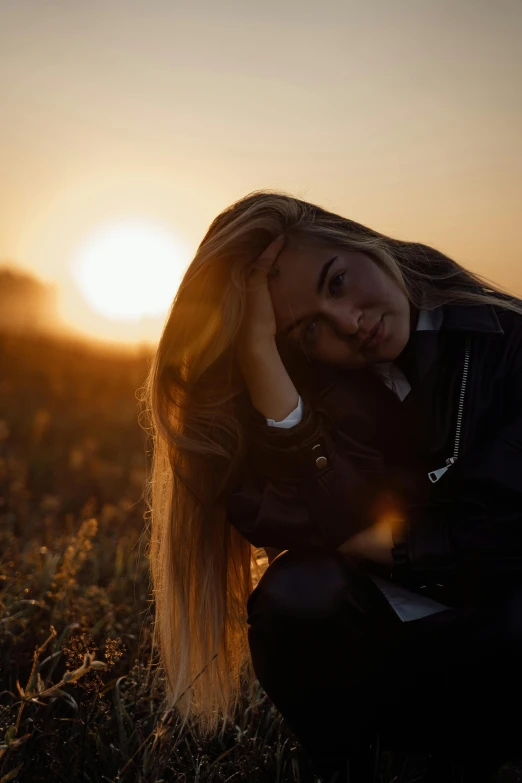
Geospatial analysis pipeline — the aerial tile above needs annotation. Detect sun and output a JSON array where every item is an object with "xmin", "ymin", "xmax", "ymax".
[{"xmin": 71, "ymin": 220, "xmax": 189, "ymax": 321}]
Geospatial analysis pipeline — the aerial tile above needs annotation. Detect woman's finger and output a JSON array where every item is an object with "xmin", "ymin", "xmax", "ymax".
[{"xmin": 252, "ymin": 234, "xmax": 285, "ymax": 275}]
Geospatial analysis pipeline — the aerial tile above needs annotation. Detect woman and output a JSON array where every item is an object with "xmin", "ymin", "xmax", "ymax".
[{"xmin": 143, "ymin": 191, "xmax": 522, "ymax": 782}]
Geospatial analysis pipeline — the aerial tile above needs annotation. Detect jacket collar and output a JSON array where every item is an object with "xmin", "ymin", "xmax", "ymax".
[
  {"xmin": 440, "ymin": 303, "xmax": 504, "ymax": 335},
  {"xmin": 390, "ymin": 302, "xmax": 504, "ymax": 410},
  {"xmin": 369, "ymin": 302, "xmax": 504, "ymax": 407}
]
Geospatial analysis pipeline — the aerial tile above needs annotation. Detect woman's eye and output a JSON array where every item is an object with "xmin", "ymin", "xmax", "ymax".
[
  {"xmin": 301, "ymin": 320, "xmax": 318, "ymax": 342},
  {"xmin": 329, "ymin": 272, "xmax": 345, "ymax": 294},
  {"xmin": 301, "ymin": 272, "xmax": 344, "ymax": 342}
]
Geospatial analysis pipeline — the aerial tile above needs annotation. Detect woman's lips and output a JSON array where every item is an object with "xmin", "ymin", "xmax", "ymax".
[{"xmin": 362, "ymin": 316, "xmax": 385, "ymax": 349}]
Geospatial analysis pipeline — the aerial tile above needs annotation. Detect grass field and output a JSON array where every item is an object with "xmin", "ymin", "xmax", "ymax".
[{"xmin": 0, "ymin": 330, "xmax": 520, "ymax": 782}]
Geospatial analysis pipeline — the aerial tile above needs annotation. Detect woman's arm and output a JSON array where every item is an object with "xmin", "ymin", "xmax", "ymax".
[
  {"xmin": 239, "ymin": 351, "xmax": 401, "ymax": 564},
  {"xmin": 227, "ymin": 381, "xmax": 392, "ymax": 551},
  {"xmin": 238, "ymin": 342, "xmax": 300, "ymax": 423}
]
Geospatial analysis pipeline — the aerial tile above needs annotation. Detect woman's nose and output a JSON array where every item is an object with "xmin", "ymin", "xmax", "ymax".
[{"xmin": 329, "ymin": 304, "xmax": 363, "ymax": 338}]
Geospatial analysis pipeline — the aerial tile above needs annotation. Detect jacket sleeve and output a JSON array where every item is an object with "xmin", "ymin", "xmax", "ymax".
[
  {"xmin": 226, "ymin": 384, "xmax": 391, "ymax": 551},
  {"xmin": 391, "ymin": 366, "xmax": 522, "ymax": 583}
]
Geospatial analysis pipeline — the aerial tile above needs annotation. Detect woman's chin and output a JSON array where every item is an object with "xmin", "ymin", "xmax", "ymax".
[
  {"xmin": 380, "ymin": 319, "xmax": 411, "ymax": 361},
  {"xmin": 382, "ymin": 341, "xmax": 407, "ymax": 362}
]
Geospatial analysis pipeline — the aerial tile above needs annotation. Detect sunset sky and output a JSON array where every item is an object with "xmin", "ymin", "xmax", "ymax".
[{"xmin": 1, "ymin": 0, "xmax": 521, "ymax": 345}]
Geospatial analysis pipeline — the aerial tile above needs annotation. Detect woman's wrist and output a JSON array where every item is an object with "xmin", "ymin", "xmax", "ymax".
[
  {"xmin": 238, "ymin": 340, "xmax": 299, "ymax": 421},
  {"xmin": 337, "ymin": 515, "xmax": 407, "ymax": 567}
]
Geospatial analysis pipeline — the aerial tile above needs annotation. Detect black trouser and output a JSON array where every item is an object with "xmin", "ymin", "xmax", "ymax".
[{"xmin": 247, "ymin": 549, "xmax": 522, "ymax": 779}]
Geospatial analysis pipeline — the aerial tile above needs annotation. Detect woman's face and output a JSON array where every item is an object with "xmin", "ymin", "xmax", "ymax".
[{"xmin": 269, "ymin": 238, "xmax": 416, "ymax": 370}]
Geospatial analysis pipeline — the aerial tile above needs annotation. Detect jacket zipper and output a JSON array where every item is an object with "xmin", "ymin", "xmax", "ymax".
[{"xmin": 428, "ymin": 335, "xmax": 471, "ymax": 483}]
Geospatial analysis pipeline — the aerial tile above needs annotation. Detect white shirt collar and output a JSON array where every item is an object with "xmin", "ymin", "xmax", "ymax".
[
  {"xmin": 416, "ymin": 306, "xmax": 444, "ymax": 332},
  {"xmin": 370, "ymin": 305, "xmax": 444, "ymax": 401}
]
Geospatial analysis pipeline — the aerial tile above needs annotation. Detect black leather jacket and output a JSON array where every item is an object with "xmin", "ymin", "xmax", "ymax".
[{"xmin": 226, "ymin": 302, "xmax": 522, "ymax": 608}]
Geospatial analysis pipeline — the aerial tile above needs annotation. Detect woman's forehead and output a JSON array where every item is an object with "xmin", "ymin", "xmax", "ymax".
[
  {"xmin": 277, "ymin": 237, "xmax": 334, "ymax": 267},
  {"xmin": 271, "ymin": 244, "xmax": 334, "ymax": 297}
]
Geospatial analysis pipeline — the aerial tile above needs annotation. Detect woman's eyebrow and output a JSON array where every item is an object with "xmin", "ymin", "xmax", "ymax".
[{"xmin": 279, "ymin": 256, "xmax": 338, "ymax": 337}]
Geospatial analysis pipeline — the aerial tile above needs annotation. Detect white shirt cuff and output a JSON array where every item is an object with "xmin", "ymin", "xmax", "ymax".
[{"xmin": 266, "ymin": 395, "xmax": 303, "ymax": 429}]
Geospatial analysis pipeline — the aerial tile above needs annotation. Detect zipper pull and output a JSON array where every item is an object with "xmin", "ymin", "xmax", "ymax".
[{"xmin": 428, "ymin": 456, "xmax": 457, "ymax": 484}]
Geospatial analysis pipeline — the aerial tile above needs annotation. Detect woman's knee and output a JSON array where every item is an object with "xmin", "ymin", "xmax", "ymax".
[{"xmin": 247, "ymin": 547, "xmax": 361, "ymax": 622}]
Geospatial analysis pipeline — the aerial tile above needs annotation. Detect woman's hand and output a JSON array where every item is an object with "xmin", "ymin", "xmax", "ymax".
[
  {"xmin": 235, "ymin": 235, "xmax": 300, "ymax": 422},
  {"xmin": 337, "ymin": 515, "xmax": 406, "ymax": 566},
  {"xmin": 235, "ymin": 234, "xmax": 285, "ymax": 364}
]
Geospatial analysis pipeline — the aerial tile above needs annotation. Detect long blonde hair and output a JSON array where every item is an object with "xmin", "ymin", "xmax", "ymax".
[{"xmin": 140, "ymin": 189, "xmax": 522, "ymax": 738}]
